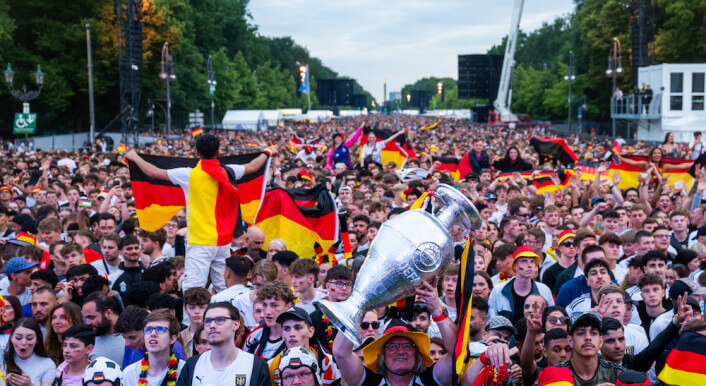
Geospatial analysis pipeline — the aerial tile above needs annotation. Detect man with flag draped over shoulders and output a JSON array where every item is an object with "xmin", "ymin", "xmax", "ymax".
[{"xmin": 124, "ymin": 134, "xmax": 277, "ymax": 293}]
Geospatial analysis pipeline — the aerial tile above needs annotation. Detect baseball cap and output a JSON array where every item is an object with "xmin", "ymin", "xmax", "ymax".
[
  {"xmin": 570, "ymin": 312, "xmax": 601, "ymax": 335},
  {"xmin": 558, "ymin": 230, "xmax": 576, "ymax": 246},
  {"xmin": 484, "ymin": 191, "xmax": 498, "ymax": 201},
  {"xmin": 668, "ymin": 279, "xmax": 693, "ymax": 301},
  {"xmin": 276, "ymin": 307, "xmax": 313, "ymax": 326},
  {"xmin": 591, "ymin": 196, "xmax": 606, "ymax": 206},
  {"xmin": 83, "ymin": 357, "xmax": 123, "ymax": 385},
  {"xmin": 512, "ymin": 246, "xmax": 540, "ymax": 266},
  {"xmin": 485, "ymin": 316, "xmax": 515, "ymax": 335},
  {"xmin": 5, "ymin": 257, "xmax": 38, "ymax": 276}
]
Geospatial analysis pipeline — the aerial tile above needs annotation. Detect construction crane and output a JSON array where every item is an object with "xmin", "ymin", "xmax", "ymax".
[{"xmin": 492, "ymin": 0, "xmax": 524, "ymax": 124}]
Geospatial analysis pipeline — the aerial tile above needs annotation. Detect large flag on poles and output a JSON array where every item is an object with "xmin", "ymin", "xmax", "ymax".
[
  {"xmin": 254, "ymin": 183, "xmax": 338, "ymax": 259},
  {"xmin": 452, "ymin": 238, "xmax": 475, "ymax": 385},
  {"xmin": 530, "ymin": 137, "xmax": 578, "ymax": 166},
  {"xmin": 609, "ymin": 155, "xmax": 694, "ymax": 190},
  {"xmin": 129, "ymin": 153, "xmax": 270, "ymax": 232},
  {"xmin": 658, "ymin": 331, "xmax": 706, "ymax": 385},
  {"xmin": 360, "ymin": 128, "xmax": 416, "ymax": 168}
]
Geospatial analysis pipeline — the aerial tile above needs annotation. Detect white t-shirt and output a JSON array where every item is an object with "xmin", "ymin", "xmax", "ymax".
[
  {"xmin": 233, "ymin": 292, "xmax": 258, "ymax": 329},
  {"xmin": 191, "ymin": 350, "xmax": 254, "ymax": 386},
  {"xmin": 210, "ymin": 284, "xmax": 251, "ymax": 306},
  {"xmin": 624, "ymin": 323, "xmax": 649, "ymax": 355},
  {"xmin": 123, "ymin": 358, "xmax": 185, "ymax": 386},
  {"xmin": 90, "ymin": 257, "xmax": 123, "ymax": 276},
  {"xmin": 360, "ymin": 142, "xmax": 385, "ymax": 164},
  {"xmin": 294, "ymin": 290, "xmax": 328, "ymax": 314},
  {"xmin": 5, "ymin": 354, "xmax": 56, "ymax": 386},
  {"xmin": 167, "ymin": 164, "xmax": 245, "ymax": 205},
  {"xmin": 0, "ymin": 286, "xmax": 32, "ymax": 305}
]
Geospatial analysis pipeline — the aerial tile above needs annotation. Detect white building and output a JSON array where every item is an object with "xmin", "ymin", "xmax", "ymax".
[{"xmin": 614, "ymin": 63, "xmax": 706, "ymax": 142}]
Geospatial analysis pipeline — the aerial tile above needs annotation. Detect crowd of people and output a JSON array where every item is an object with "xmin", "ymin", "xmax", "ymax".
[{"xmin": 0, "ymin": 114, "xmax": 703, "ymax": 386}]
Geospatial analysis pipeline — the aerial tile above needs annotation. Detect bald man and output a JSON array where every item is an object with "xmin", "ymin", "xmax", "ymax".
[{"xmin": 244, "ymin": 226, "xmax": 267, "ymax": 262}]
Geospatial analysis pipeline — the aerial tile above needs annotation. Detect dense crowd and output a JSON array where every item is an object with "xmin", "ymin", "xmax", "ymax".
[{"xmin": 0, "ymin": 115, "xmax": 704, "ymax": 386}]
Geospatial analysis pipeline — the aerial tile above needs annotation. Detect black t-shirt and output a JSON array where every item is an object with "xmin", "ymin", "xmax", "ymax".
[
  {"xmin": 360, "ymin": 365, "xmax": 440, "ymax": 386},
  {"xmin": 511, "ymin": 284, "xmax": 529, "ymax": 324}
]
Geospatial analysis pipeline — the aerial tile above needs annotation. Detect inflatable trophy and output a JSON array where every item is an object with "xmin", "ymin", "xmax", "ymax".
[{"xmin": 316, "ymin": 184, "xmax": 480, "ymax": 345}]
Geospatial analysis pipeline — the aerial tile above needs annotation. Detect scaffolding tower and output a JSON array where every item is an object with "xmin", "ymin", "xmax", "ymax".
[{"xmin": 117, "ymin": 0, "xmax": 143, "ymax": 146}]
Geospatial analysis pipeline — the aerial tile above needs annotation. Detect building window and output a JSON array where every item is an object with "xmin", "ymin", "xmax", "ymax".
[
  {"xmin": 693, "ymin": 73, "xmax": 705, "ymax": 111},
  {"xmin": 671, "ymin": 73, "xmax": 684, "ymax": 93},
  {"xmin": 671, "ymin": 96, "xmax": 683, "ymax": 111}
]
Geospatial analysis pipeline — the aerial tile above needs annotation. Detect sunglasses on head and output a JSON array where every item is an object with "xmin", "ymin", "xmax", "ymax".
[{"xmin": 361, "ymin": 321, "xmax": 380, "ymax": 330}]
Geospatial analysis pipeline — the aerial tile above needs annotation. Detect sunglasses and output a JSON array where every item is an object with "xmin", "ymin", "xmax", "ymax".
[
  {"xmin": 361, "ymin": 321, "xmax": 380, "ymax": 330},
  {"xmin": 547, "ymin": 316, "xmax": 570, "ymax": 325},
  {"xmin": 561, "ymin": 242, "xmax": 574, "ymax": 248}
]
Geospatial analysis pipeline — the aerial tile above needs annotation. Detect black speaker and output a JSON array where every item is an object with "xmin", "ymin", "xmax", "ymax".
[
  {"xmin": 458, "ymin": 54, "xmax": 503, "ymax": 100},
  {"xmin": 335, "ymin": 79, "xmax": 354, "ymax": 106},
  {"xmin": 410, "ymin": 90, "xmax": 433, "ymax": 109},
  {"xmin": 316, "ymin": 79, "xmax": 335, "ymax": 106},
  {"xmin": 353, "ymin": 94, "xmax": 367, "ymax": 109}
]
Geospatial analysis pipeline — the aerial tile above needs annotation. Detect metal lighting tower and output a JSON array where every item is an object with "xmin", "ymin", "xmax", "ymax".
[
  {"xmin": 160, "ymin": 42, "xmax": 176, "ymax": 135},
  {"xmin": 207, "ymin": 55, "xmax": 216, "ymax": 130},
  {"xmin": 493, "ymin": 0, "xmax": 524, "ymax": 122},
  {"xmin": 606, "ymin": 37, "xmax": 624, "ymax": 138},
  {"xmin": 564, "ymin": 50, "xmax": 576, "ymax": 133},
  {"xmin": 117, "ymin": 0, "xmax": 143, "ymax": 145}
]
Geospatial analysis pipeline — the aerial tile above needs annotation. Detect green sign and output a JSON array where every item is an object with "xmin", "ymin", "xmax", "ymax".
[
  {"xmin": 209, "ymin": 84, "xmax": 216, "ymax": 96},
  {"xmin": 13, "ymin": 113, "xmax": 37, "ymax": 134}
]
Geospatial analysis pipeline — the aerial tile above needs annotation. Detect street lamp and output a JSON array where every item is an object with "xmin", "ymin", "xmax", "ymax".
[
  {"xmin": 606, "ymin": 37, "xmax": 623, "ymax": 138},
  {"xmin": 5, "ymin": 62, "xmax": 45, "ymax": 139},
  {"xmin": 564, "ymin": 50, "xmax": 576, "ymax": 133},
  {"xmin": 160, "ymin": 42, "xmax": 176, "ymax": 135},
  {"xmin": 207, "ymin": 55, "xmax": 216, "ymax": 131}
]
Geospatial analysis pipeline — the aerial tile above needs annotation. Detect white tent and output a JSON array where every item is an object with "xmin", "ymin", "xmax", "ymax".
[{"xmin": 221, "ymin": 110, "xmax": 282, "ymax": 131}]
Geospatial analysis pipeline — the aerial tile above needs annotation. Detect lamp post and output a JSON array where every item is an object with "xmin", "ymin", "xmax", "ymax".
[
  {"xmin": 207, "ymin": 55, "xmax": 216, "ymax": 131},
  {"xmin": 564, "ymin": 50, "xmax": 576, "ymax": 133},
  {"xmin": 160, "ymin": 42, "xmax": 176, "ymax": 135},
  {"xmin": 606, "ymin": 37, "xmax": 623, "ymax": 138},
  {"xmin": 4, "ymin": 62, "xmax": 45, "ymax": 140},
  {"xmin": 146, "ymin": 98, "xmax": 167, "ymax": 132}
]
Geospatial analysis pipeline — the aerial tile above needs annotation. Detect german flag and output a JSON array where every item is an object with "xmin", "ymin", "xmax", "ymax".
[
  {"xmin": 254, "ymin": 183, "xmax": 338, "ymax": 259},
  {"xmin": 452, "ymin": 238, "xmax": 475, "ymax": 385},
  {"xmin": 129, "ymin": 153, "xmax": 270, "ymax": 233},
  {"xmin": 420, "ymin": 120, "xmax": 441, "ymax": 131},
  {"xmin": 609, "ymin": 155, "xmax": 694, "ymax": 190},
  {"xmin": 458, "ymin": 152, "xmax": 473, "ymax": 180},
  {"xmin": 360, "ymin": 128, "xmax": 416, "ymax": 169},
  {"xmin": 432, "ymin": 156, "xmax": 461, "ymax": 181},
  {"xmin": 658, "ymin": 331, "xmax": 706, "ymax": 385},
  {"xmin": 530, "ymin": 137, "xmax": 578, "ymax": 166},
  {"xmin": 191, "ymin": 126, "xmax": 203, "ymax": 137},
  {"xmin": 338, "ymin": 212, "xmax": 353, "ymax": 260},
  {"xmin": 496, "ymin": 171, "xmax": 533, "ymax": 180}
]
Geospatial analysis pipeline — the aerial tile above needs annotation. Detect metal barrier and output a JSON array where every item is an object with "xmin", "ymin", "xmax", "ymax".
[{"xmin": 611, "ymin": 94, "xmax": 662, "ymax": 119}]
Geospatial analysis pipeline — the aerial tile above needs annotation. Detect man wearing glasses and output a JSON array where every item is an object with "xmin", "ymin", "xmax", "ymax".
[
  {"xmin": 177, "ymin": 302, "xmax": 270, "ymax": 386},
  {"xmin": 123, "ymin": 311, "xmax": 186, "ymax": 385},
  {"xmin": 276, "ymin": 347, "xmax": 322, "ymax": 386},
  {"xmin": 311, "ymin": 266, "xmax": 354, "ymax": 351}
]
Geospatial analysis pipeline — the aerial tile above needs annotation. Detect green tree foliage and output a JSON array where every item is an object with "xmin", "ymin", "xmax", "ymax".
[{"xmin": 0, "ymin": 0, "xmax": 371, "ymax": 134}]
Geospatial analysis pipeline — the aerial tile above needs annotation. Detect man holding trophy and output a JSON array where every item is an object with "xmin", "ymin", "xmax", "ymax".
[{"xmin": 318, "ymin": 184, "xmax": 482, "ymax": 386}]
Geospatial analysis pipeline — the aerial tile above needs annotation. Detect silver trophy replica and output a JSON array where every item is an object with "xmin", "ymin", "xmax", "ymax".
[{"xmin": 316, "ymin": 184, "xmax": 480, "ymax": 346}]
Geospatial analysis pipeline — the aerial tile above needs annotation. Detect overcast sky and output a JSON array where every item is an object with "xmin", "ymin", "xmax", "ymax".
[{"xmin": 247, "ymin": 1, "xmax": 575, "ymax": 103}]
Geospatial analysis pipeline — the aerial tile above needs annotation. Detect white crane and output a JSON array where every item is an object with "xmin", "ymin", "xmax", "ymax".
[{"xmin": 493, "ymin": 0, "xmax": 525, "ymax": 123}]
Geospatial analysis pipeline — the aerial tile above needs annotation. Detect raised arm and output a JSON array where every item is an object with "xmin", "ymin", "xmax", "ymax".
[
  {"xmin": 662, "ymin": 160, "xmax": 695, "ymax": 172},
  {"xmin": 243, "ymin": 147, "xmax": 277, "ymax": 175},
  {"xmin": 416, "ymin": 278, "xmax": 458, "ymax": 386},
  {"xmin": 124, "ymin": 150, "xmax": 169, "ymax": 181},
  {"xmin": 343, "ymin": 125, "xmax": 364, "ymax": 148},
  {"xmin": 617, "ymin": 155, "xmax": 648, "ymax": 170},
  {"xmin": 332, "ymin": 332, "xmax": 365, "ymax": 386},
  {"xmin": 382, "ymin": 129, "xmax": 405, "ymax": 146}
]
